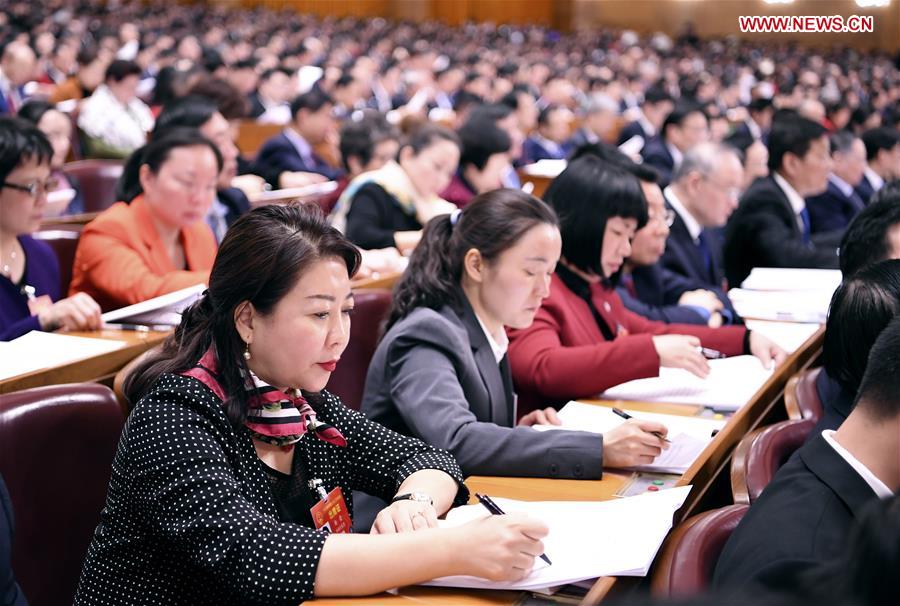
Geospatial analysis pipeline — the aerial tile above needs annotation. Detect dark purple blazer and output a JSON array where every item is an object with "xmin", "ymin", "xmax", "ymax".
[{"xmin": 0, "ymin": 235, "xmax": 60, "ymax": 341}]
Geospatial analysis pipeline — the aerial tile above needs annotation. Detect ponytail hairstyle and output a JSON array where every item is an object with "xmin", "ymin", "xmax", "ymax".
[
  {"xmin": 124, "ymin": 204, "xmax": 361, "ymax": 426},
  {"xmin": 116, "ymin": 126, "xmax": 224, "ymax": 203},
  {"xmin": 387, "ymin": 188, "xmax": 558, "ymax": 329}
]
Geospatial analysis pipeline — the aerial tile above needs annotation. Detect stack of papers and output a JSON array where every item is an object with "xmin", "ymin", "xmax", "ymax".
[
  {"xmin": 600, "ymin": 355, "xmax": 774, "ymax": 411},
  {"xmin": 423, "ymin": 486, "xmax": 691, "ymax": 591},
  {"xmin": 731, "ymin": 267, "xmax": 840, "ymax": 323},
  {"xmin": 534, "ymin": 402, "xmax": 725, "ymax": 474},
  {"xmin": 0, "ymin": 331, "xmax": 126, "ymax": 381},
  {"xmin": 101, "ymin": 284, "xmax": 205, "ymax": 327},
  {"xmin": 743, "ymin": 320, "xmax": 821, "ymax": 353},
  {"xmin": 521, "ymin": 159, "xmax": 567, "ymax": 179}
]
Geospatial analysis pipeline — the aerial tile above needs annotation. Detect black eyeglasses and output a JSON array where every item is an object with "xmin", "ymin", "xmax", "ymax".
[{"xmin": 0, "ymin": 178, "xmax": 60, "ymax": 197}]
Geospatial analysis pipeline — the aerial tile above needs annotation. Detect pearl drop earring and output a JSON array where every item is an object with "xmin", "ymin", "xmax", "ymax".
[{"xmin": 243, "ymin": 342, "xmax": 251, "ymax": 360}]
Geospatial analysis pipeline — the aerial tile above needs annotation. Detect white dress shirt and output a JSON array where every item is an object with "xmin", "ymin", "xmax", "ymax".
[
  {"xmin": 664, "ymin": 186, "xmax": 702, "ymax": 242},
  {"xmin": 773, "ymin": 171, "xmax": 807, "ymax": 232},
  {"xmin": 822, "ymin": 430, "xmax": 894, "ymax": 499},
  {"xmin": 474, "ymin": 313, "xmax": 509, "ymax": 364}
]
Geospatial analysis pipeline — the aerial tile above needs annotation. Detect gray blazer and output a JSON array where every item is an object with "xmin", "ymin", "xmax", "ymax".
[{"xmin": 361, "ymin": 298, "xmax": 604, "ymax": 479}]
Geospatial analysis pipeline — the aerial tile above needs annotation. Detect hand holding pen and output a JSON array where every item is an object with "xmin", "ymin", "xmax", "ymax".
[
  {"xmin": 601, "ymin": 410, "xmax": 671, "ymax": 468},
  {"xmin": 476, "ymin": 493, "xmax": 552, "ymax": 565}
]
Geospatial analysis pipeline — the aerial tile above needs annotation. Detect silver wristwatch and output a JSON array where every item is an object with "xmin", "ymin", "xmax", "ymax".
[{"xmin": 391, "ymin": 491, "xmax": 433, "ymax": 506}]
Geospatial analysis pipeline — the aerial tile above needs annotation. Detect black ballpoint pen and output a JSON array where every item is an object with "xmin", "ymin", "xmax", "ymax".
[
  {"xmin": 611, "ymin": 407, "xmax": 672, "ymax": 443},
  {"xmin": 475, "ymin": 493, "xmax": 552, "ymax": 565}
]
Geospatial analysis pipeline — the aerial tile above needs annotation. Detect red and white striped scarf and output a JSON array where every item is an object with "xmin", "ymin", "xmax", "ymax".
[{"xmin": 182, "ymin": 347, "xmax": 347, "ymax": 449}]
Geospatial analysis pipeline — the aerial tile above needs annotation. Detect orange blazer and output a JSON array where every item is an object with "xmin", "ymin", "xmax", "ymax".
[{"xmin": 69, "ymin": 196, "xmax": 217, "ymax": 311}]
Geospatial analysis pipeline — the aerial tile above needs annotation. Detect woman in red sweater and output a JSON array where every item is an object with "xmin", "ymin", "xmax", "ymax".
[{"xmin": 508, "ymin": 155, "xmax": 786, "ymax": 413}]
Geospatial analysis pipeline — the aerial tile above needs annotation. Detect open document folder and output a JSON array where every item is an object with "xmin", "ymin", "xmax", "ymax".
[
  {"xmin": 101, "ymin": 284, "xmax": 205, "ymax": 327},
  {"xmin": 422, "ymin": 486, "xmax": 691, "ymax": 592},
  {"xmin": 600, "ymin": 355, "xmax": 774, "ymax": 411},
  {"xmin": 533, "ymin": 402, "xmax": 726, "ymax": 474}
]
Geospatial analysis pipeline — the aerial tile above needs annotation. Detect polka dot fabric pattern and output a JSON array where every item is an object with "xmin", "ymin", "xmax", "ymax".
[{"xmin": 75, "ymin": 373, "xmax": 467, "ymax": 605}]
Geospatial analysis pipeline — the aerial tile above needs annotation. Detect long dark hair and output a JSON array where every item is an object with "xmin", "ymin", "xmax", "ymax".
[
  {"xmin": 387, "ymin": 188, "xmax": 558, "ymax": 329},
  {"xmin": 125, "ymin": 204, "xmax": 361, "ymax": 426}
]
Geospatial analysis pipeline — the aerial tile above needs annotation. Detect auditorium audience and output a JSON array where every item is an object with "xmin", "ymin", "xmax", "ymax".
[
  {"xmin": 857, "ymin": 127, "xmax": 900, "ymax": 202},
  {"xmin": 441, "ymin": 116, "xmax": 512, "ymax": 208},
  {"xmin": 813, "ymin": 259, "xmax": 900, "ymax": 441},
  {"xmin": 507, "ymin": 156, "xmax": 784, "ymax": 412},
  {"xmin": 77, "ymin": 59, "xmax": 154, "ymax": 158},
  {"xmin": 723, "ymin": 115, "xmax": 841, "ymax": 287},
  {"xmin": 75, "ymin": 203, "xmax": 547, "ymax": 603},
  {"xmin": 805, "ymin": 131, "xmax": 867, "ymax": 234},
  {"xmin": 522, "ymin": 104, "xmax": 571, "ymax": 163},
  {"xmin": 0, "ymin": 41, "xmax": 36, "ymax": 115},
  {"xmin": 333, "ymin": 124, "xmax": 459, "ymax": 253},
  {"xmin": 567, "ymin": 94, "xmax": 619, "ymax": 150},
  {"xmin": 48, "ymin": 46, "xmax": 108, "ymax": 104},
  {"xmin": 69, "ymin": 129, "xmax": 220, "ymax": 310},
  {"xmin": 714, "ymin": 314, "xmax": 900, "ymax": 591},
  {"xmin": 617, "ymin": 86, "xmax": 673, "ymax": 151},
  {"xmin": 17, "ymin": 99, "xmax": 85, "ymax": 215},
  {"xmin": 641, "ymin": 102, "xmax": 709, "ymax": 187},
  {"xmin": 0, "ymin": 117, "xmax": 101, "ymax": 341}
]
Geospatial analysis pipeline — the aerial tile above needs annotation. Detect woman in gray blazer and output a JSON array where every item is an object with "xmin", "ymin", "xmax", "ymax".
[{"xmin": 362, "ymin": 189, "xmax": 669, "ymax": 481}]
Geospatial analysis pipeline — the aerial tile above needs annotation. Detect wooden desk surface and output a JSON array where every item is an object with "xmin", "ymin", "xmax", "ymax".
[
  {"xmin": 0, "ymin": 329, "xmax": 169, "ymax": 394},
  {"xmin": 352, "ymin": 272, "xmax": 402, "ymax": 291}
]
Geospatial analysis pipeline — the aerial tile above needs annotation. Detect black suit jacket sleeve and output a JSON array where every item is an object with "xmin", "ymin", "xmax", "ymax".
[
  {"xmin": 0, "ymin": 475, "xmax": 27, "ymax": 606},
  {"xmin": 616, "ymin": 286, "xmax": 707, "ymax": 324},
  {"xmin": 344, "ymin": 183, "xmax": 420, "ymax": 250}
]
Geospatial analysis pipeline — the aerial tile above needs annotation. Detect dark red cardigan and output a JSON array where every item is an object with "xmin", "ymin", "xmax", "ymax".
[{"xmin": 508, "ymin": 272, "xmax": 746, "ymax": 414}]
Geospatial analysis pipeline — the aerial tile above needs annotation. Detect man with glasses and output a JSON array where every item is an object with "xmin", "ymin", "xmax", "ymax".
[{"xmin": 662, "ymin": 142, "xmax": 743, "ymax": 321}]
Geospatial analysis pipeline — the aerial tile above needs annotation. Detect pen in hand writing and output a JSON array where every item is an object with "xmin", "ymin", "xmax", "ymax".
[
  {"xmin": 475, "ymin": 493, "xmax": 552, "ymax": 565},
  {"xmin": 611, "ymin": 407, "xmax": 672, "ymax": 443}
]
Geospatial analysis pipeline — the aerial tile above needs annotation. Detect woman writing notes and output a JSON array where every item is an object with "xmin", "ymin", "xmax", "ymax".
[
  {"xmin": 0, "ymin": 117, "xmax": 101, "ymax": 341},
  {"xmin": 76, "ymin": 205, "xmax": 547, "ymax": 604},
  {"xmin": 362, "ymin": 189, "xmax": 670, "ymax": 482},
  {"xmin": 508, "ymin": 156, "xmax": 786, "ymax": 413}
]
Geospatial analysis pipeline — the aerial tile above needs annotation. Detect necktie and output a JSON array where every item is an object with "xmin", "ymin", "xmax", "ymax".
[
  {"xmin": 697, "ymin": 231, "xmax": 714, "ymax": 280},
  {"xmin": 799, "ymin": 207, "xmax": 812, "ymax": 244}
]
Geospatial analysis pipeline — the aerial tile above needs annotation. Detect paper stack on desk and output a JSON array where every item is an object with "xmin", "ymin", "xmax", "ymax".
[
  {"xmin": 730, "ymin": 267, "xmax": 840, "ymax": 323},
  {"xmin": 600, "ymin": 355, "xmax": 773, "ymax": 411},
  {"xmin": 101, "ymin": 284, "xmax": 205, "ymax": 327},
  {"xmin": 533, "ymin": 401, "xmax": 726, "ymax": 474},
  {"xmin": 423, "ymin": 486, "xmax": 691, "ymax": 592}
]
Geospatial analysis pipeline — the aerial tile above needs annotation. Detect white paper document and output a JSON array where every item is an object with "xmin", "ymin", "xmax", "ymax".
[
  {"xmin": 599, "ymin": 355, "xmax": 774, "ymax": 411},
  {"xmin": 423, "ymin": 486, "xmax": 692, "ymax": 591},
  {"xmin": 740, "ymin": 267, "xmax": 842, "ymax": 292},
  {"xmin": 728, "ymin": 288, "xmax": 831, "ymax": 323},
  {"xmin": 533, "ymin": 401, "xmax": 725, "ymax": 474},
  {"xmin": 742, "ymin": 320, "xmax": 821, "ymax": 353},
  {"xmin": 521, "ymin": 159, "xmax": 567, "ymax": 178},
  {"xmin": 0, "ymin": 331, "xmax": 126, "ymax": 381},
  {"xmin": 101, "ymin": 284, "xmax": 205, "ymax": 326}
]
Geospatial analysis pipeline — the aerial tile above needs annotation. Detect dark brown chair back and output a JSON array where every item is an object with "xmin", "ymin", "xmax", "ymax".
[
  {"xmin": 61, "ymin": 159, "xmax": 124, "ymax": 213},
  {"xmin": 0, "ymin": 384, "xmax": 123, "ymax": 606},
  {"xmin": 651, "ymin": 504, "xmax": 749, "ymax": 597},
  {"xmin": 731, "ymin": 418, "xmax": 816, "ymax": 505},
  {"xmin": 784, "ymin": 367, "xmax": 824, "ymax": 421},
  {"xmin": 326, "ymin": 289, "xmax": 392, "ymax": 411},
  {"xmin": 31, "ymin": 227, "xmax": 83, "ymax": 295}
]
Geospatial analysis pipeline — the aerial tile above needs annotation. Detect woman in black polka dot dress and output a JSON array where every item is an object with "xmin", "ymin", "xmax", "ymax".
[{"xmin": 75, "ymin": 204, "xmax": 548, "ymax": 605}]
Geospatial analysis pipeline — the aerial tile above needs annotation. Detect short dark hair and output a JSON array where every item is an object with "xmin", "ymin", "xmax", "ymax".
[
  {"xmin": 468, "ymin": 103, "xmax": 514, "ymax": 124},
  {"xmin": 766, "ymin": 116, "xmax": 829, "ymax": 171},
  {"xmin": 258, "ymin": 67, "xmax": 290, "ymax": 83},
  {"xmin": 643, "ymin": 86, "xmax": 673, "ymax": 106},
  {"xmin": 854, "ymin": 314, "xmax": 900, "ymax": 421},
  {"xmin": 125, "ymin": 204, "xmax": 361, "ymax": 424},
  {"xmin": 387, "ymin": 189, "xmax": 558, "ymax": 329},
  {"xmin": 188, "ymin": 77, "xmax": 249, "ymax": 120},
  {"xmin": 839, "ymin": 184, "xmax": 900, "ymax": 277},
  {"xmin": 569, "ymin": 142, "xmax": 659, "ymax": 184},
  {"xmin": 153, "ymin": 95, "xmax": 218, "ymax": 138},
  {"xmin": 861, "ymin": 127, "xmax": 900, "ymax": 162},
  {"xmin": 537, "ymin": 104, "xmax": 562, "ymax": 127},
  {"xmin": 457, "ymin": 118, "xmax": 510, "ymax": 171},
  {"xmin": 290, "ymin": 88, "xmax": 334, "ymax": 119},
  {"xmin": 16, "ymin": 99, "xmax": 56, "ymax": 126},
  {"xmin": 661, "ymin": 103, "xmax": 708, "ymax": 141},
  {"xmin": 338, "ymin": 112, "xmax": 398, "ymax": 172},
  {"xmin": 104, "ymin": 59, "xmax": 142, "ymax": 83},
  {"xmin": 824, "ymin": 259, "xmax": 900, "ymax": 394},
  {"xmin": 0, "ymin": 117, "xmax": 52, "ymax": 185},
  {"xmin": 545, "ymin": 155, "xmax": 648, "ymax": 279},
  {"xmin": 747, "ymin": 97, "xmax": 774, "ymax": 114}
]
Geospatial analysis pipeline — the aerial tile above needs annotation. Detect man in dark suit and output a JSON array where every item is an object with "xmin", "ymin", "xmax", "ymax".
[
  {"xmin": 567, "ymin": 94, "xmax": 619, "ymax": 152},
  {"xmin": 723, "ymin": 114, "xmax": 841, "ymax": 287},
  {"xmin": 728, "ymin": 97, "xmax": 774, "ymax": 151},
  {"xmin": 806, "ymin": 131, "xmax": 867, "ymax": 233},
  {"xmin": 662, "ymin": 142, "xmax": 744, "ymax": 318},
  {"xmin": 641, "ymin": 102, "xmax": 709, "ymax": 187},
  {"xmin": 251, "ymin": 88, "xmax": 343, "ymax": 182},
  {"xmin": 857, "ymin": 127, "xmax": 900, "ymax": 203},
  {"xmin": 522, "ymin": 104, "xmax": 572, "ymax": 163},
  {"xmin": 246, "ymin": 67, "xmax": 292, "ymax": 122},
  {"xmin": 714, "ymin": 315, "xmax": 900, "ymax": 591},
  {"xmin": 617, "ymin": 86, "xmax": 673, "ymax": 150},
  {"xmin": 1, "ymin": 474, "xmax": 27, "ymax": 606},
  {"xmin": 838, "ymin": 191, "xmax": 900, "ymax": 277}
]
